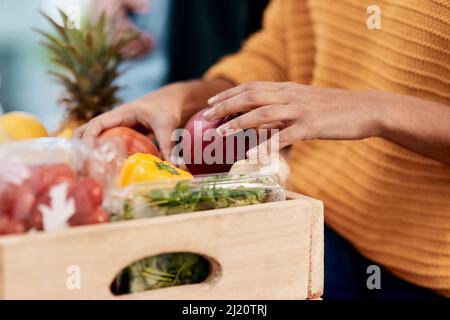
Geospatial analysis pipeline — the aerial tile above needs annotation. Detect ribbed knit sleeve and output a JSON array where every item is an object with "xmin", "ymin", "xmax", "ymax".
[
  {"xmin": 204, "ymin": 0, "xmax": 289, "ymax": 84},
  {"xmin": 206, "ymin": 0, "xmax": 450, "ymax": 297}
]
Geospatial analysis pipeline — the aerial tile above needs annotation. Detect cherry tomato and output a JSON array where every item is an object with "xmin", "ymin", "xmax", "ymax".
[
  {"xmin": 29, "ymin": 192, "xmax": 50, "ymax": 231},
  {"xmin": 69, "ymin": 207, "xmax": 109, "ymax": 226},
  {"xmin": 75, "ymin": 177, "xmax": 103, "ymax": 207},
  {"xmin": 0, "ymin": 216, "xmax": 27, "ymax": 235},
  {"xmin": 68, "ymin": 178, "xmax": 108, "ymax": 226},
  {"xmin": 27, "ymin": 163, "xmax": 76, "ymax": 196},
  {"xmin": 68, "ymin": 182, "xmax": 96, "ymax": 218},
  {"xmin": 91, "ymin": 207, "xmax": 109, "ymax": 224},
  {"xmin": 0, "ymin": 183, "xmax": 18, "ymax": 217},
  {"xmin": 12, "ymin": 185, "xmax": 35, "ymax": 221}
]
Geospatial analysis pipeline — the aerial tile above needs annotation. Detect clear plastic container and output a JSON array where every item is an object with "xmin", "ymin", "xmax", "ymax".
[
  {"xmin": 0, "ymin": 138, "xmax": 122, "ymax": 235},
  {"xmin": 0, "ymin": 137, "xmax": 123, "ymax": 192},
  {"xmin": 112, "ymin": 174, "xmax": 286, "ymax": 221}
]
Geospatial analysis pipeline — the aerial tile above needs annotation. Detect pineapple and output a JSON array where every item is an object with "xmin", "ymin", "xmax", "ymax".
[{"xmin": 35, "ymin": 10, "xmax": 137, "ymax": 131}]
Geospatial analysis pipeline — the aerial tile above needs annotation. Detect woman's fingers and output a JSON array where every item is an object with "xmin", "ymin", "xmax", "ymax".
[
  {"xmin": 216, "ymin": 105, "xmax": 293, "ymax": 135},
  {"xmin": 81, "ymin": 116, "xmax": 117, "ymax": 143},
  {"xmin": 207, "ymin": 82, "xmax": 289, "ymax": 106},
  {"xmin": 247, "ymin": 125, "xmax": 301, "ymax": 160},
  {"xmin": 153, "ymin": 126, "xmax": 175, "ymax": 161},
  {"xmin": 75, "ymin": 108, "xmax": 137, "ymax": 143},
  {"xmin": 204, "ymin": 89, "xmax": 290, "ymax": 121}
]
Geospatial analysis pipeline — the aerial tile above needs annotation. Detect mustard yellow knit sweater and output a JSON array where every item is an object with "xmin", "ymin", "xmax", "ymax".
[{"xmin": 205, "ymin": 0, "xmax": 450, "ymax": 296}]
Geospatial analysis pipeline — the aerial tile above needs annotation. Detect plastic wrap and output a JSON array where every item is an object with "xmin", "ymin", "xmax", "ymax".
[
  {"xmin": 113, "ymin": 174, "xmax": 286, "ymax": 221},
  {"xmin": 0, "ymin": 138, "xmax": 122, "ymax": 235}
]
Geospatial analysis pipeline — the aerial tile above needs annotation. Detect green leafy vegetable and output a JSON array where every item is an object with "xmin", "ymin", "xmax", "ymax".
[
  {"xmin": 154, "ymin": 160, "xmax": 181, "ymax": 176},
  {"xmin": 111, "ymin": 253, "xmax": 210, "ymax": 295},
  {"xmin": 118, "ymin": 178, "xmax": 269, "ymax": 219}
]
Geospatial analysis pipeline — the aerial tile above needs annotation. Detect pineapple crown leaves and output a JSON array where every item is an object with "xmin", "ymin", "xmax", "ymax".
[{"xmin": 34, "ymin": 9, "xmax": 139, "ymax": 121}]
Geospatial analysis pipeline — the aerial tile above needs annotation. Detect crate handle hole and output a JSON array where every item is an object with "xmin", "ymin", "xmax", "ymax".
[{"xmin": 110, "ymin": 252, "xmax": 221, "ymax": 295}]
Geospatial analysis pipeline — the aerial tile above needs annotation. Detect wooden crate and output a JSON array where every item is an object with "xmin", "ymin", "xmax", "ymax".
[{"xmin": 0, "ymin": 192, "xmax": 323, "ymax": 300}]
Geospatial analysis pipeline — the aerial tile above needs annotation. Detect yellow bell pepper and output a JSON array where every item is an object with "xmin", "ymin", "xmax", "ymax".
[{"xmin": 119, "ymin": 153, "xmax": 193, "ymax": 187}]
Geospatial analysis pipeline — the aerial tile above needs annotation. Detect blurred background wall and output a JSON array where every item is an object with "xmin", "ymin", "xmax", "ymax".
[
  {"xmin": 0, "ymin": 0, "xmax": 89, "ymax": 130},
  {"xmin": 0, "ymin": 0, "xmax": 268, "ymax": 132}
]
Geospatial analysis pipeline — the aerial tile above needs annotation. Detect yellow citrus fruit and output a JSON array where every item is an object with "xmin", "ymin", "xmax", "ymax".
[
  {"xmin": 57, "ymin": 127, "xmax": 74, "ymax": 139},
  {"xmin": 0, "ymin": 127, "xmax": 11, "ymax": 144},
  {"xmin": 0, "ymin": 112, "xmax": 48, "ymax": 140}
]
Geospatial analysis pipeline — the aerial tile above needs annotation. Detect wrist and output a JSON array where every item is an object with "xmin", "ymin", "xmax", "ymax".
[{"xmin": 362, "ymin": 90, "xmax": 393, "ymax": 139}]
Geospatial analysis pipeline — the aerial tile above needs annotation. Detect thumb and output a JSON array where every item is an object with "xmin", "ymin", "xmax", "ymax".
[
  {"xmin": 154, "ymin": 126, "xmax": 176, "ymax": 163},
  {"xmin": 246, "ymin": 131, "xmax": 282, "ymax": 164}
]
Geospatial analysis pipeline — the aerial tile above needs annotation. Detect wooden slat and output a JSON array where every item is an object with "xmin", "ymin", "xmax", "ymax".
[{"xmin": 0, "ymin": 193, "xmax": 323, "ymax": 300}]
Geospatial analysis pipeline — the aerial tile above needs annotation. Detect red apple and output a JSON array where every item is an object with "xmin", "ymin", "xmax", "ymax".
[{"xmin": 182, "ymin": 108, "xmax": 257, "ymax": 175}]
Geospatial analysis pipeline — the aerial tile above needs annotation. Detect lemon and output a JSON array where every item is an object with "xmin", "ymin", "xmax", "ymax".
[
  {"xmin": 57, "ymin": 127, "xmax": 74, "ymax": 139},
  {"xmin": 0, "ymin": 112, "xmax": 48, "ymax": 140},
  {"xmin": 0, "ymin": 127, "xmax": 11, "ymax": 144}
]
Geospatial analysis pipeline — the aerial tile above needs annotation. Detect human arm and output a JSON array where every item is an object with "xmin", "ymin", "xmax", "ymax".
[{"xmin": 204, "ymin": 81, "xmax": 450, "ymax": 165}]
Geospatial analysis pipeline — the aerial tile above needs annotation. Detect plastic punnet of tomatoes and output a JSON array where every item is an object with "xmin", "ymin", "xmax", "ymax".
[{"xmin": 0, "ymin": 138, "xmax": 121, "ymax": 236}]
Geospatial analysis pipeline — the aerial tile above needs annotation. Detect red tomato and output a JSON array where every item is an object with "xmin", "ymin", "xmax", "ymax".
[
  {"xmin": 69, "ymin": 206, "xmax": 109, "ymax": 226},
  {"xmin": 12, "ymin": 185, "xmax": 35, "ymax": 221},
  {"xmin": 0, "ymin": 216, "xmax": 27, "ymax": 235},
  {"xmin": 74, "ymin": 177, "xmax": 103, "ymax": 207},
  {"xmin": 29, "ymin": 192, "xmax": 50, "ymax": 231},
  {"xmin": 0, "ymin": 183, "xmax": 18, "ymax": 217},
  {"xmin": 68, "ymin": 176, "xmax": 108, "ymax": 226},
  {"xmin": 99, "ymin": 127, "xmax": 160, "ymax": 158},
  {"xmin": 29, "ymin": 209, "xmax": 44, "ymax": 231},
  {"xmin": 27, "ymin": 163, "xmax": 76, "ymax": 196},
  {"xmin": 84, "ymin": 153, "xmax": 117, "ymax": 189},
  {"xmin": 70, "ymin": 207, "xmax": 109, "ymax": 226},
  {"xmin": 68, "ymin": 180, "xmax": 96, "ymax": 218},
  {"xmin": 91, "ymin": 207, "xmax": 109, "ymax": 224}
]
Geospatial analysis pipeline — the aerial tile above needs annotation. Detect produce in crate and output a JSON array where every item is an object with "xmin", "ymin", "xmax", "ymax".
[
  {"xmin": 118, "ymin": 153, "xmax": 192, "ymax": 187},
  {"xmin": 0, "ymin": 138, "xmax": 116, "ymax": 235},
  {"xmin": 111, "ymin": 253, "xmax": 210, "ymax": 295},
  {"xmin": 182, "ymin": 108, "xmax": 258, "ymax": 175},
  {"xmin": 0, "ymin": 163, "xmax": 107, "ymax": 235},
  {"xmin": 56, "ymin": 127, "xmax": 74, "ymax": 140},
  {"xmin": 99, "ymin": 127, "xmax": 160, "ymax": 158},
  {"xmin": 0, "ymin": 128, "xmax": 10, "ymax": 144},
  {"xmin": 111, "ymin": 174, "xmax": 285, "ymax": 294},
  {"xmin": 117, "ymin": 175, "xmax": 285, "ymax": 219},
  {"xmin": 36, "ymin": 10, "xmax": 138, "ymax": 133},
  {"xmin": 0, "ymin": 112, "xmax": 48, "ymax": 141}
]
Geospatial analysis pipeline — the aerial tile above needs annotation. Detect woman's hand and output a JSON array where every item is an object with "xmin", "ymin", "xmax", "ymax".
[
  {"xmin": 204, "ymin": 81, "xmax": 383, "ymax": 157},
  {"xmin": 74, "ymin": 79, "xmax": 234, "ymax": 161},
  {"xmin": 74, "ymin": 83, "xmax": 184, "ymax": 160}
]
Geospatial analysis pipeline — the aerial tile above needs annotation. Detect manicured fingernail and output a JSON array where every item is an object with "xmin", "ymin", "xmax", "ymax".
[
  {"xmin": 217, "ymin": 125, "xmax": 244, "ymax": 137},
  {"xmin": 203, "ymin": 108, "xmax": 215, "ymax": 119},
  {"xmin": 208, "ymin": 95, "xmax": 219, "ymax": 105}
]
